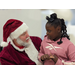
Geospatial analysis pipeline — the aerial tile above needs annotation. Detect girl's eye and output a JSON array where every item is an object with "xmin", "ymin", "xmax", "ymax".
[{"xmin": 48, "ymin": 30, "xmax": 51, "ymax": 33}]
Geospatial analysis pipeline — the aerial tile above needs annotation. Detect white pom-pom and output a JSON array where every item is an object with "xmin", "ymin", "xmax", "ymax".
[{"xmin": 1, "ymin": 42, "xmax": 8, "ymax": 47}]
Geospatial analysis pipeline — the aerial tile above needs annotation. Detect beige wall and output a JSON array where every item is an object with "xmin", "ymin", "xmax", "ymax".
[
  {"xmin": 67, "ymin": 24, "xmax": 75, "ymax": 45},
  {"xmin": 69, "ymin": 34, "xmax": 75, "ymax": 45},
  {"xmin": 0, "ymin": 9, "xmax": 42, "ymax": 43}
]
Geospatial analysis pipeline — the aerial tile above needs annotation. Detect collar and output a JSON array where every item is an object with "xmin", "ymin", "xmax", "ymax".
[
  {"xmin": 10, "ymin": 40, "xmax": 25, "ymax": 52},
  {"xmin": 45, "ymin": 36, "xmax": 66, "ymax": 43},
  {"xmin": 14, "ymin": 43, "xmax": 24, "ymax": 49}
]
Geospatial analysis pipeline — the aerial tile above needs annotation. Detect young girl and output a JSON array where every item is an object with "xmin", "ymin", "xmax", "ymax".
[{"xmin": 38, "ymin": 13, "xmax": 75, "ymax": 65}]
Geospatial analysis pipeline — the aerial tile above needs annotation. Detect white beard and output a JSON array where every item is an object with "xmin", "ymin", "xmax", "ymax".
[{"xmin": 16, "ymin": 37, "xmax": 31, "ymax": 48}]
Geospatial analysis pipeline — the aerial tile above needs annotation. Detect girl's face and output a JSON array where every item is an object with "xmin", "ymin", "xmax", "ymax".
[{"xmin": 46, "ymin": 23, "xmax": 61, "ymax": 41}]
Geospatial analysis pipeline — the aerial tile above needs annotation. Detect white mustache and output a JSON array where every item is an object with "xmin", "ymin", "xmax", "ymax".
[{"xmin": 26, "ymin": 37, "xmax": 30, "ymax": 41}]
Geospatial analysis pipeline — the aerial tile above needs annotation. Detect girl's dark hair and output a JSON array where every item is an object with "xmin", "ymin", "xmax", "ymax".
[{"xmin": 46, "ymin": 13, "xmax": 70, "ymax": 45}]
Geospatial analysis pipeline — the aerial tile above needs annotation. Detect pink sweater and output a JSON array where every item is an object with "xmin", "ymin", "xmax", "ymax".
[{"xmin": 38, "ymin": 36, "xmax": 75, "ymax": 65}]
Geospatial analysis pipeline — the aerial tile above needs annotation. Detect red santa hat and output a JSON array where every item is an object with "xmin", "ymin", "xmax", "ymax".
[{"xmin": 1, "ymin": 19, "xmax": 28, "ymax": 47}]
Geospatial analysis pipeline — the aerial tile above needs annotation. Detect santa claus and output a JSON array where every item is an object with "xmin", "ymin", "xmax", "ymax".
[{"xmin": 0, "ymin": 19, "xmax": 42, "ymax": 65}]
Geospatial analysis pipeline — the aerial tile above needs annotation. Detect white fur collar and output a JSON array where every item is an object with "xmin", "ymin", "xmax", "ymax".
[{"xmin": 10, "ymin": 40, "xmax": 25, "ymax": 52}]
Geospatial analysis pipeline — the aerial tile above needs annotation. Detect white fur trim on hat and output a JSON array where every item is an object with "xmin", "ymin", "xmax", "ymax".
[
  {"xmin": 1, "ymin": 41, "xmax": 8, "ymax": 47},
  {"xmin": 10, "ymin": 23, "xmax": 28, "ymax": 39}
]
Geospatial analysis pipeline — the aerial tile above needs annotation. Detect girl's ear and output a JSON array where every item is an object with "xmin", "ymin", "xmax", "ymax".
[{"xmin": 56, "ymin": 26, "xmax": 61, "ymax": 32}]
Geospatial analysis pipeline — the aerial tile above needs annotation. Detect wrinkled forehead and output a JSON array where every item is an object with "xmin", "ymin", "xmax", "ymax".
[{"xmin": 21, "ymin": 30, "xmax": 28, "ymax": 35}]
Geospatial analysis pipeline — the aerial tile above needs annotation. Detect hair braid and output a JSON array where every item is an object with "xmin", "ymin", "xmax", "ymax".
[{"xmin": 60, "ymin": 19, "xmax": 70, "ymax": 40}]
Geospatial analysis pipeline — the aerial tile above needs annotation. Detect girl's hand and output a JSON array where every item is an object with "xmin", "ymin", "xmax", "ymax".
[
  {"xmin": 41, "ymin": 54, "xmax": 50, "ymax": 61},
  {"xmin": 41, "ymin": 54, "xmax": 58, "ymax": 64},
  {"xmin": 50, "ymin": 54, "xmax": 58, "ymax": 63}
]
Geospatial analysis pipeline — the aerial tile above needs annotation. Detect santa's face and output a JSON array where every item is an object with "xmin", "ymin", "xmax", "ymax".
[
  {"xmin": 16, "ymin": 31, "xmax": 31, "ymax": 47},
  {"xmin": 19, "ymin": 31, "xmax": 30, "ymax": 42}
]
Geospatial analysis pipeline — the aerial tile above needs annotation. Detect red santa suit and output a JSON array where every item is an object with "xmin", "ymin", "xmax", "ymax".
[
  {"xmin": 0, "ymin": 19, "xmax": 42, "ymax": 65},
  {"xmin": 0, "ymin": 36, "xmax": 42, "ymax": 65}
]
